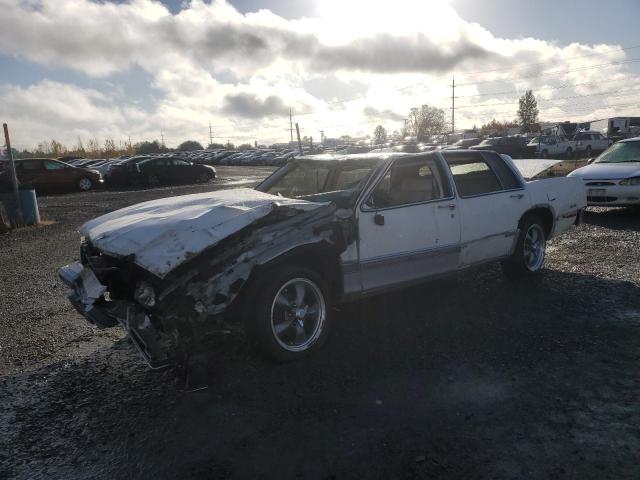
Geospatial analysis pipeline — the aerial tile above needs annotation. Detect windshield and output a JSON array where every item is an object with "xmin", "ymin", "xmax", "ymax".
[
  {"xmin": 479, "ymin": 138, "xmax": 498, "ymax": 146},
  {"xmin": 596, "ymin": 141, "xmax": 640, "ymax": 163},
  {"xmin": 257, "ymin": 159, "xmax": 380, "ymax": 205}
]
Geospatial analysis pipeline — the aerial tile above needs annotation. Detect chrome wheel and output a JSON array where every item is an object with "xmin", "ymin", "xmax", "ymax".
[
  {"xmin": 523, "ymin": 224, "xmax": 545, "ymax": 271},
  {"xmin": 270, "ymin": 278, "xmax": 326, "ymax": 352},
  {"xmin": 79, "ymin": 177, "xmax": 92, "ymax": 191}
]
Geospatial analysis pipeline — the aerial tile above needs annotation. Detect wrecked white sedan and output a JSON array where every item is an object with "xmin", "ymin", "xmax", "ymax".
[{"xmin": 59, "ymin": 151, "xmax": 586, "ymax": 368}]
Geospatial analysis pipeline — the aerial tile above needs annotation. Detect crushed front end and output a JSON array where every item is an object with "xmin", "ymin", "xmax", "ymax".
[{"xmin": 58, "ymin": 241, "xmax": 175, "ymax": 369}]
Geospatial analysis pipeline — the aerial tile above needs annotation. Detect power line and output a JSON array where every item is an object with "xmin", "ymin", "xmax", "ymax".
[
  {"xmin": 455, "ymin": 88, "xmax": 640, "ymax": 110},
  {"xmin": 456, "ymin": 58, "xmax": 640, "ymax": 87},
  {"xmin": 455, "ymin": 44, "xmax": 640, "ymax": 79}
]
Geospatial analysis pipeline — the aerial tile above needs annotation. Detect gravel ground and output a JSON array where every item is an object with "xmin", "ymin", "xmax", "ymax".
[{"xmin": 1, "ymin": 170, "xmax": 639, "ymax": 479}]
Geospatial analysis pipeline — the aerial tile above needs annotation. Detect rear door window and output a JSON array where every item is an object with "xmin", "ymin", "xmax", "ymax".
[
  {"xmin": 443, "ymin": 153, "xmax": 503, "ymax": 197},
  {"xmin": 18, "ymin": 160, "xmax": 43, "ymax": 171},
  {"xmin": 44, "ymin": 160, "xmax": 65, "ymax": 170}
]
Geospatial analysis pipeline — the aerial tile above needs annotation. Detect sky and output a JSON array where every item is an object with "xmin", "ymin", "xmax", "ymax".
[{"xmin": 1, "ymin": 0, "xmax": 639, "ymax": 150}]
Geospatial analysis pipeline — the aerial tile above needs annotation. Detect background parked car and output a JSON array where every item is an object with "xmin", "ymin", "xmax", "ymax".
[
  {"xmin": 442, "ymin": 138, "xmax": 482, "ymax": 150},
  {"xmin": 568, "ymin": 136, "xmax": 640, "ymax": 206},
  {"xmin": 109, "ymin": 156, "xmax": 216, "ymax": 187},
  {"xmin": 526, "ymin": 135, "xmax": 576, "ymax": 158},
  {"xmin": 470, "ymin": 136, "xmax": 529, "ymax": 158},
  {"xmin": 0, "ymin": 158, "xmax": 102, "ymax": 192},
  {"xmin": 573, "ymin": 131, "xmax": 612, "ymax": 158}
]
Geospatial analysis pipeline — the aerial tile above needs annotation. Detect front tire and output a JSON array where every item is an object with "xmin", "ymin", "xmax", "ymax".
[
  {"xmin": 250, "ymin": 265, "xmax": 331, "ymax": 362},
  {"xmin": 78, "ymin": 177, "xmax": 93, "ymax": 191},
  {"xmin": 502, "ymin": 215, "xmax": 547, "ymax": 277}
]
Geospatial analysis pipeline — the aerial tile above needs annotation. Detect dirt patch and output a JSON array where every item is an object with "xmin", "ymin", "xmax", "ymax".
[{"xmin": 1, "ymin": 183, "xmax": 639, "ymax": 479}]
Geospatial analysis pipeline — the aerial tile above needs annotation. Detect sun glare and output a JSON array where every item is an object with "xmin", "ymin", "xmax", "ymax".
[{"xmin": 316, "ymin": 0, "xmax": 455, "ymax": 40}]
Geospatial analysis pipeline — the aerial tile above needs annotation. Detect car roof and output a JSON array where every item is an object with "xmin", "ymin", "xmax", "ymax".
[{"xmin": 619, "ymin": 136, "xmax": 640, "ymax": 143}]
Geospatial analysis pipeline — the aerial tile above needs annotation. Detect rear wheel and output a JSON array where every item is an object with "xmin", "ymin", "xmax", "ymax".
[
  {"xmin": 540, "ymin": 149, "xmax": 549, "ymax": 159},
  {"xmin": 197, "ymin": 172, "xmax": 210, "ymax": 183},
  {"xmin": 78, "ymin": 177, "xmax": 93, "ymax": 191},
  {"xmin": 585, "ymin": 146, "xmax": 592, "ymax": 158},
  {"xmin": 502, "ymin": 215, "xmax": 547, "ymax": 277},
  {"xmin": 250, "ymin": 265, "xmax": 331, "ymax": 362}
]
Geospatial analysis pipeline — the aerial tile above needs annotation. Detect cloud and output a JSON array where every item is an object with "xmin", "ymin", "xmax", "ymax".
[
  {"xmin": 1, "ymin": 0, "xmax": 639, "ymax": 147},
  {"xmin": 222, "ymin": 93, "xmax": 291, "ymax": 118},
  {"xmin": 363, "ymin": 106, "xmax": 405, "ymax": 121}
]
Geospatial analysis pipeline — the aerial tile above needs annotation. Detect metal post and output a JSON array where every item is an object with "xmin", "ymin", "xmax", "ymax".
[
  {"xmin": 290, "ymin": 109, "xmax": 294, "ymax": 143},
  {"xmin": 451, "ymin": 76, "xmax": 455, "ymax": 134},
  {"xmin": 3, "ymin": 123, "xmax": 23, "ymax": 226},
  {"xmin": 295, "ymin": 123, "xmax": 303, "ymax": 156}
]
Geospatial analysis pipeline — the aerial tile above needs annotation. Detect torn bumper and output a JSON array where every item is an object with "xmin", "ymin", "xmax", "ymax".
[{"xmin": 58, "ymin": 261, "xmax": 171, "ymax": 369}]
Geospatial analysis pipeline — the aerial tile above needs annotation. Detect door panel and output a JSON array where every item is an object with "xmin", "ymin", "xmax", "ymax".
[
  {"xmin": 442, "ymin": 152, "xmax": 525, "ymax": 266},
  {"xmin": 357, "ymin": 156, "xmax": 461, "ymax": 292}
]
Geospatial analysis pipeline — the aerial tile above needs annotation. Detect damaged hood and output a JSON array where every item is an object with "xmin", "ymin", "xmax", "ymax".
[{"xmin": 80, "ymin": 188, "xmax": 322, "ymax": 278}]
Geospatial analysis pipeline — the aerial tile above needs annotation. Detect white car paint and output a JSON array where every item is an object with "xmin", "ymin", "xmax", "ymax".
[
  {"xmin": 351, "ymin": 152, "xmax": 586, "ymax": 293},
  {"xmin": 80, "ymin": 188, "xmax": 323, "ymax": 278},
  {"xmin": 527, "ymin": 135, "xmax": 576, "ymax": 157},
  {"xmin": 568, "ymin": 161, "xmax": 640, "ymax": 206}
]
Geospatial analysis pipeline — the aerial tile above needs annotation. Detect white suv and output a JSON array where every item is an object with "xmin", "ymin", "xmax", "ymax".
[{"xmin": 573, "ymin": 131, "xmax": 611, "ymax": 158}]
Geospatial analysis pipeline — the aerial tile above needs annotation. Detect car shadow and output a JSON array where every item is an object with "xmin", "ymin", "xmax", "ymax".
[
  {"xmin": 584, "ymin": 206, "xmax": 640, "ymax": 231},
  {"xmin": 3, "ymin": 268, "xmax": 640, "ymax": 479}
]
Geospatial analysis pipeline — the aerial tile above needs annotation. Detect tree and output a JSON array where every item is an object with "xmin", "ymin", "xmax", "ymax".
[
  {"xmin": 405, "ymin": 105, "xmax": 446, "ymax": 142},
  {"xmin": 104, "ymin": 138, "xmax": 117, "ymax": 159},
  {"xmin": 373, "ymin": 125, "xmax": 387, "ymax": 144},
  {"xmin": 238, "ymin": 143, "xmax": 252, "ymax": 151},
  {"xmin": 87, "ymin": 138, "xmax": 101, "ymax": 158},
  {"xmin": 224, "ymin": 142, "xmax": 235, "ymax": 150},
  {"xmin": 135, "ymin": 140, "xmax": 164, "ymax": 155},
  {"xmin": 517, "ymin": 90, "xmax": 539, "ymax": 133},
  {"xmin": 480, "ymin": 119, "xmax": 520, "ymax": 137},
  {"xmin": 73, "ymin": 137, "xmax": 86, "ymax": 157},
  {"xmin": 177, "ymin": 140, "xmax": 204, "ymax": 152},
  {"xmin": 208, "ymin": 143, "xmax": 225, "ymax": 149},
  {"xmin": 49, "ymin": 140, "xmax": 67, "ymax": 157}
]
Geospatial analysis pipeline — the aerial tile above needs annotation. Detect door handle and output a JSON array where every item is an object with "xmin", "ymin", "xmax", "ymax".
[
  {"xmin": 374, "ymin": 214, "xmax": 385, "ymax": 226},
  {"xmin": 510, "ymin": 194, "xmax": 524, "ymax": 199},
  {"xmin": 437, "ymin": 204, "xmax": 456, "ymax": 210}
]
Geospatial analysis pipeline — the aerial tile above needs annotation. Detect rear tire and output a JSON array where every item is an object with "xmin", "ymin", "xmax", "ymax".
[
  {"xmin": 250, "ymin": 265, "xmax": 331, "ymax": 362},
  {"xmin": 540, "ymin": 149, "xmax": 548, "ymax": 159},
  {"xmin": 197, "ymin": 172, "xmax": 210, "ymax": 183},
  {"xmin": 502, "ymin": 215, "xmax": 547, "ymax": 277},
  {"xmin": 585, "ymin": 146, "xmax": 592, "ymax": 158}
]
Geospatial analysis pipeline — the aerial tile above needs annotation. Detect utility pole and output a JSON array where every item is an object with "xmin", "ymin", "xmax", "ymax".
[
  {"xmin": 209, "ymin": 121, "xmax": 214, "ymax": 147},
  {"xmin": 160, "ymin": 130, "xmax": 165, "ymax": 148},
  {"xmin": 289, "ymin": 109, "xmax": 294, "ymax": 143},
  {"xmin": 295, "ymin": 123, "xmax": 303, "ymax": 156},
  {"xmin": 3, "ymin": 123, "xmax": 23, "ymax": 226},
  {"xmin": 320, "ymin": 130, "xmax": 324, "ymax": 143},
  {"xmin": 451, "ymin": 76, "xmax": 456, "ymax": 134}
]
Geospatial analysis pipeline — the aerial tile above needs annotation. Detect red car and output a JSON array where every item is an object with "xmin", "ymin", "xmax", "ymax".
[{"xmin": 0, "ymin": 158, "xmax": 103, "ymax": 192}]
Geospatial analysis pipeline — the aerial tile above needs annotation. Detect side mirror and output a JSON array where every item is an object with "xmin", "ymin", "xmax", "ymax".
[{"xmin": 587, "ymin": 158, "xmax": 596, "ymax": 165}]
